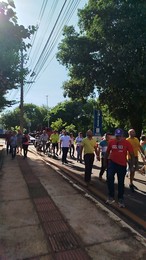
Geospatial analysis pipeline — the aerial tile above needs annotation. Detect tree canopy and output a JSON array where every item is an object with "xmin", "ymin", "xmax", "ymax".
[
  {"xmin": 57, "ymin": 0, "xmax": 146, "ymax": 137},
  {"xmin": 1, "ymin": 103, "xmax": 49, "ymax": 132},
  {"xmin": 1, "ymin": 100, "xmax": 123, "ymax": 135},
  {"xmin": 0, "ymin": 0, "xmax": 35, "ymax": 110}
]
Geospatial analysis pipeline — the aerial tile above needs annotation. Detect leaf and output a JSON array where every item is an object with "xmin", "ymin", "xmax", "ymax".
[{"xmin": 7, "ymin": 0, "xmax": 15, "ymax": 8}]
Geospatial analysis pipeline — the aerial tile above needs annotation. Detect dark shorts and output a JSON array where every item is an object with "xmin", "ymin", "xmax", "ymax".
[
  {"xmin": 128, "ymin": 157, "xmax": 138, "ymax": 171},
  {"xmin": 52, "ymin": 143, "xmax": 58, "ymax": 149}
]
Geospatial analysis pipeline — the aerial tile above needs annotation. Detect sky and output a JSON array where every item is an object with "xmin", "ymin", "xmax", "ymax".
[{"xmin": 6, "ymin": 0, "xmax": 88, "ymax": 110}]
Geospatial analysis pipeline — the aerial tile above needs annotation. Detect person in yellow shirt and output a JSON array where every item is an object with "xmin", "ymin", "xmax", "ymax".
[
  {"xmin": 50, "ymin": 130, "xmax": 59, "ymax": 157},
  {"xmin": 80, "ymin": 129, "xmax": 100, "ymax": 186},
  {"xmin": 126, "ymin": 129, "xmax": 145, "ymax": 192}
]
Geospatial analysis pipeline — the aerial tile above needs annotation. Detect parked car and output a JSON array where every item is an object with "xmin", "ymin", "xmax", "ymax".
[{"xmin": 28, "ymin": 135, "xmax": 35, "ymax": 145}]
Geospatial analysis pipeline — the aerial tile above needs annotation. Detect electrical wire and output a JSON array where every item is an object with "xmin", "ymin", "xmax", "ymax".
[
  {"xmin": 7, "ymin": 0, "xmax": 84, "ymax": 102},
  {"xmin": 25, "ymin": 0, "xmax": 82, "ymax": 96}
]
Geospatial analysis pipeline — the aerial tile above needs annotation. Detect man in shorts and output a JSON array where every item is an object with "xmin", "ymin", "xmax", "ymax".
[
  {"xmin": 50, "ymin": 130, "xmax": 59, "ymax": 157},
  {"xmin": 126, "ymin": 129, "xmax": 145, "ymax": 192}
]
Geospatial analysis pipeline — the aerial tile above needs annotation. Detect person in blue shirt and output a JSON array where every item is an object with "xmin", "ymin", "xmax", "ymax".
[{"xmin": 98, "ymin": 133, "xmax": 110, "ymax": 180}]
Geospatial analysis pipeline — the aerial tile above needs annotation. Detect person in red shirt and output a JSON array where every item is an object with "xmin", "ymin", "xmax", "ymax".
[{"xmin": 104, "ymin": 128, "xmax": 134, "ymax": 208}]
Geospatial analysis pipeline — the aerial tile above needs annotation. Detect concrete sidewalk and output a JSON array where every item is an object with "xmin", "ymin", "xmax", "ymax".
[
  {"xmin": 42, "ymin": 147, "xmax": 146, "ymax": 228},
  {"xmin": 0, "ymin": 143, "xmax": 146, "ymax": 259}
]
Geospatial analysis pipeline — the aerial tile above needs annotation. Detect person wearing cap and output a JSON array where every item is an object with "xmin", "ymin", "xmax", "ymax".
[
  {"xmin": 126, "ymin": 129, "xmax": 145, "ymax": 192},
  {"xmin": 104, "ymin": 128, "xmax": 134, "ymax": 208},
  {"xmin": 80, "ymin": 129, "xmax": 100, "ymax": 186}
]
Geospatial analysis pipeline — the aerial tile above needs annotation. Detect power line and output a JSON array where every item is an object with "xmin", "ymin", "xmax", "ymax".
[
  {"xmin": 27, "ymin": 0, "xmax": 58, "ymax": 68},
  {"xmin": 25, "ymin": 0, "xmax": 82, "ymax": 96},
  {"xmin": 7, "ymin": 0, "xmax": 85, "ymax": 102}
]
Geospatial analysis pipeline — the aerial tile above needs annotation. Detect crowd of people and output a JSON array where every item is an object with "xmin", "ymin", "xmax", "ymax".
[
  {"xmin": 5, "ymin": 130, "xmax": 29, "ymax": 159},
  {"xmin": 5, "ymin": 127, "xmax": 146, "ymax": 208},
  {"xmin": 34, "ymin": 129, "xmax": 84, "ymax": 164}
]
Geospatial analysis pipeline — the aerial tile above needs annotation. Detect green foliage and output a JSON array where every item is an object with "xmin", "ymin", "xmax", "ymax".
[
  {"xmin": 51, "ymin": 118, "xmax": 67, "ymax": 132},
  {"xmin": 0, "ymin": 0, "xmax": 36, "ymax": 110},
  {"xmin": 1, "ymin": 99, "xmax": 132, "ymax": 136},
  {"xmin": 57, "ymin": 0, "xmax": 146, "ymax": 137},
  {"xmin": 65, "ymin": 124, "xmax": 76, "ymax": 134},
  {"xmin": 10, "ymin": 125, "xmax": 26, "ymax": 133},
  {"xmin": 101, "ymin": 104, "xmax": 120, "ymax": 134},
  {"xmin": 1, "ymin": 103, "xmax": 48, "ymax": 131},
  {"xmin": 49, "ymin": 100, "xmax": 96, "ymax": 134}
]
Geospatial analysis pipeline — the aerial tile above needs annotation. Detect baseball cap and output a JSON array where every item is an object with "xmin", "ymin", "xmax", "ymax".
[{"xmin": 114, "ymin": 128, "xmax": 123, "ymax": 136}]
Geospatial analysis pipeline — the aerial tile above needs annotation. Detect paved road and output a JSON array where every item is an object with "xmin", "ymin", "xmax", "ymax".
[
  {"xmin": 31, "ymin": 145, "xmax": 146, "ymax": 234},
  {"xmin": 0, "ymin": 140, "xmax": 146, "ymax": 259}
]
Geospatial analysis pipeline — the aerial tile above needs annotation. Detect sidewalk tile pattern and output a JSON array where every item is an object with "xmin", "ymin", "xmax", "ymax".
[{"xmin": 17, "ymin": 157, "xmax": 90, "ymax": 259}]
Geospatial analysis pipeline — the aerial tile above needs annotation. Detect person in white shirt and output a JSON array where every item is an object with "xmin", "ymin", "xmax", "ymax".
[
  {"xmin": 60, "ymin": 131, "xmax": 71, "ymax": 164},
  {"xmin": 69, "ymin": 133, "xmax": 75, "ymax": 158}
]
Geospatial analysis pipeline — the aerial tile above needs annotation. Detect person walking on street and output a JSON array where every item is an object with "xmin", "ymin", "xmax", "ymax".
[
  {"xmin": 140, "ymin": 135, "xmax": 146, "ymax": 153},
  {"xmin": 22, "ymin": 132, "xmax": 29, "ymax": 159},
  {"xmin": 80, "ymin": 130, "xmax": 99, "ymax": 186},
  {"xmin": 139, "ymin": 135, "xmax": 146, "ymax": 174},
  {"xmin": 16, "ymin": 129, "xmax": 23, "ymax": 155},
  {"xmin": 5, "ymin": 130, "xmax": 12, "ymax": 154},
  {"xmin": 98, "ymin": 133, "xmax": 110, "ymax": 180},
  {"xmin": 75, "ymin": 132, "xmax": 83, "ymax": 163},
  {"xmin": 126, "ymin": 129, "xmax": 146, "ymax": 192},
  {"xmin": 69, "ymin": 133, "xmax": 75, "ymax": 158},
  {"xmin": 105, "ymin": 128, "xmax": 134, "ymax": 208},
  {"xmin": 40, "ymin": 130, "xmax": 48, "ymax": 153},
  {"xmin": 60, "ymin": 131, "xmax": 71, "ymax": 164},
  {"xmin": 10, "ymin": 131, "xmax": 17, "ymax": 159},
  {"xmin": 50, "ymin": 130, "xmax": 59, "ymax": 157}
]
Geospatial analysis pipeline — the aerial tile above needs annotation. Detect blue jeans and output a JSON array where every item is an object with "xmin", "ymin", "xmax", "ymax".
[
  {"xmin": 76, "ymin": 146, "xmax": 82, "ymax": 162},
  {"xmin": 62, "ymin": 147, "xmax": 69, "ymax": 163},
  {"xmin": 11, "ymin": 146, "xmax": 16, "ymax": 158},
  {"xmin": 107, "ymin": 160, "xmax": 126, "ymax": 200}
]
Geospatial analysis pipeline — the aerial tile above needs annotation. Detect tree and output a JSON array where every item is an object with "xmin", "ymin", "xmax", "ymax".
[
  {"xmin": 51, "ymin": 118, "xmax": 67, "ymax": 132},
  {"xmin": 1, "ymin": 104, "xmax": 48, "ymax": 131},
  {"xmin": 49, "ymin": 100, "xmax": 96, "ymax": 135},
  {"xmin": 1, "ymin": 100, "xmax": 122, "ymax": 135},
  {"xmin": 0, "ymin": 0, "xmax": 35, "ymax": 110},
  {"xmin": 57, "ymin": 0, "xmax": 146, "ymax": 137},
  {"xmin": 57, "ymin": 26, "xmax": 97, "ymax": 100}
]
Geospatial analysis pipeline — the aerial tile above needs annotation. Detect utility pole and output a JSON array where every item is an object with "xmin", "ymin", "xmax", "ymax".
[
  {"xmin": 20, "ymin": 48, "xmax": 24, "ymax": 133},
  {"xmin": 46, "ymin": 95, "xmax": 49, "ymax": 128},
  {"xmin": 19, "ymin": 46, "xmax": 34, "ymax": 133}
]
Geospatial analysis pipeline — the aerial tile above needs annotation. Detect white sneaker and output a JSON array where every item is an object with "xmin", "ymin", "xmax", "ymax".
[
  {"xmin": 106, "ymin": 198, "xmax": 115, "ymax": 204},
  {"xmin": 118, "ymin": 200, "xmax": 125, "ymax": 208}
]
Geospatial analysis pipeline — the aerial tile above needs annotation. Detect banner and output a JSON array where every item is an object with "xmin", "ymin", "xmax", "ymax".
[{"xmin": 93, "ymin": 109, "xmax": 102, "ymax": 136}]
